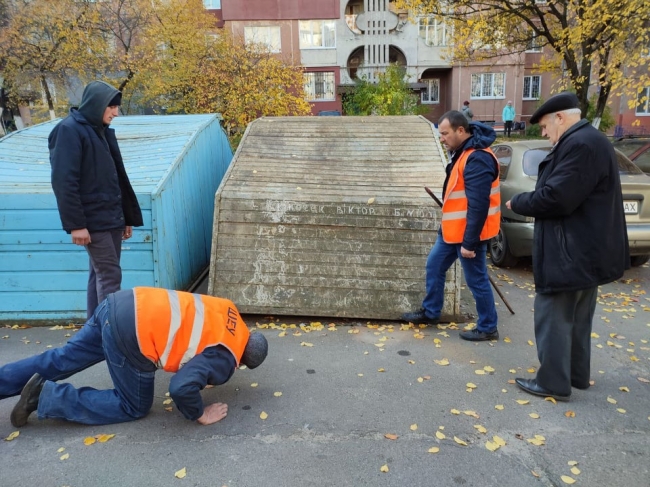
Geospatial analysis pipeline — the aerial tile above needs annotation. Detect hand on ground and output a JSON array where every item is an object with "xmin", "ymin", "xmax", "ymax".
[{"xmin": 197, "ymin": 402, "xmax": 228, "ymax": 425}]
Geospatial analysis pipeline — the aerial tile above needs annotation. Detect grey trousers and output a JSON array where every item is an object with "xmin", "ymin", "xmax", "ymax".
[
  {"xmin": 534, "ymin": 287, "xmax": 598, "ymax": 396},
  {"xmin": 85, "ymin": 229, "xmax": 123, "ymax": 319}
]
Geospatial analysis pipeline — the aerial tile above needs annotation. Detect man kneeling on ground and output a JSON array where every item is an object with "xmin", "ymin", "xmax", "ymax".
[{"xmin": 0, "ymin": 287, "xmax": 268, "ymax": 427}]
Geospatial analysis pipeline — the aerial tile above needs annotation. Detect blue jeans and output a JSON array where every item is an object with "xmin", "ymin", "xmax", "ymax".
[
  {"xmin": 422, "ymin": 237, "xmax": 498, "ymax": 333},
  {"xmin": 37, "ymin": 302, "xmax": 156, "ymax": 425},
  {"xmin": 0, "ymin": 301, "xmax": 109, "ymax": 400}
]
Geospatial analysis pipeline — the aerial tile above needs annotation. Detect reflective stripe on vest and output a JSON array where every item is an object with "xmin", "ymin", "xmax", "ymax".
[
  {"xmin": 134, "ymin": 287, "xmax": 250, "ymax": 372},
  {"xmin": 441, "ymin": 148, "xmax": 501, "ymax": 244}
]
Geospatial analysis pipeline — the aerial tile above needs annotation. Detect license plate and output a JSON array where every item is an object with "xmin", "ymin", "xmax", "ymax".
[{"xmin": 623, "ymin": 200, "xmax": 638, "ymax": 214}]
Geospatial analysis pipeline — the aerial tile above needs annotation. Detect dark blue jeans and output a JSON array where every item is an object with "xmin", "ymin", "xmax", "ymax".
[
  {"xmin": 421, "ymin": 237, "xmax": 498, "ymax": 332},
  {"xmin": 38, "ymin": 302, "xmax": 155, "ymax": 425}
]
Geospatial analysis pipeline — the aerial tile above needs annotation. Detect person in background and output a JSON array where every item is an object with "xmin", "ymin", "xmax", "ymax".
[
  {"xmin": 49, "ymin": 80, "xmax": 143, "ymax": 319},
  {"xmin": 461, "ymin": 100, "xmax": 474, "ymax": 121},
  {"xmin": 507, "ymin": 92, "xmax": 629, "ymax": 401},
  {"xmin": 502, "ymin": 100, "xmax": 515, "ymax": 137},
  {"xmin": 3, "ymin": 287, "xmax": 268, "ymax": 427}
]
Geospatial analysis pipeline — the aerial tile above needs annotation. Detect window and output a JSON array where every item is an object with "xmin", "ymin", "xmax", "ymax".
[
  {"xmin": 418, "ymin": 17, "xmax": 447, "ymax": 46},
  {"xmin": 492, "ymin": 145, "xmax": 513, "ymax": 180},
  {"xmin": 470, "ymin": 73, "xmax": 505, "ymax": 99},
  {"xmin": 304, "ymin": 72, "xmax": 335, "ymax": 101},
  {"xmin": 637, "ymin": 87, "xmax": 650, "ymax": 115},
  {"xmin": 523, "ymin": 75, "xmax": 541, "ymax": 100},
  {"xmin": 299, "ymin": 20, "xmax": 336, "ymax": 49},
  {"xmin": 244, "ymin": 26, "xmax": 281, "ymax": 53},
  {"xmin": 526, "ymin": 31, "xmax": 543, "ymax": 53},
  {"xmin": 421, "ymin": 79, "xmax": 440, "ymax": 104},
  {"xmin": 203, "ymin": 0, "xmax": 220, "ymax": 8}
]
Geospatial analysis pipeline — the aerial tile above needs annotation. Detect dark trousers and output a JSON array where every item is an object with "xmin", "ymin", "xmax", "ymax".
[
  {"xmin": 86, "ymin": 229, "xmax": 123, "ymax": 319},
  {"xmin": 504, "ymin": 120, "xmax": 513, "ymax": 137},
  {"xmin": 533, "ymin": 287, "xmax": 598, "ymax": 396}
]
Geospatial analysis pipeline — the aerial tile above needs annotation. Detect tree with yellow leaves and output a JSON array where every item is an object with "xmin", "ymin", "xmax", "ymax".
[
  {"xmin": 0, "ymin": 0, "xmax": 104, "ymax": 119},
  {"xmin": 395, "ymin": 0, "xmax": 650, "ymax": 127}
]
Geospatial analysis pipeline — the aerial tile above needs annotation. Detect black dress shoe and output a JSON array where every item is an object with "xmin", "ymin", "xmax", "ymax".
[
  {"xmin": 11, "ymin": 373, "xmax": 45, "ymax": 427},
  {"xmin": 572, "ymin": 381, "xmax": 590, "ymax": 390},
  {"xmin": 401, "ymin": 309, "xmax": 439, "ymax": 326},
  {"xmin": 515, "ymin": 378, "xmax": 570, "ymax": 402},
  {"xmin": 459, "ymin": 328, "xmax": 499, "ymax": 341}
]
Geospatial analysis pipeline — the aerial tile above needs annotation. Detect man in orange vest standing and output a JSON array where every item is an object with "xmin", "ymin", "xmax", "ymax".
[
  {"xmin": 2, "ymin": 287, "xmax": 268, "ymax": 427},
  {"xmin": 402, "ymin": 110, "xmax": 501, "ymax": 341}
]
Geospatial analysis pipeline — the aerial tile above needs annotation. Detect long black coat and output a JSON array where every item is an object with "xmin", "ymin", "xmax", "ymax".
[
  {"xmin": 511, "ymin": 120, "xmax": 629, "ymax": 293},
  {"xmin": 49, "ymin": 109, "xmax": 143, "ymax": 233}
]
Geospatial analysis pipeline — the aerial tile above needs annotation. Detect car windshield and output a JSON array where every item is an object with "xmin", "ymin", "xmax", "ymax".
[{"xmin": 522, "ymin": 148, "xmax": 551, "ymax": 176}]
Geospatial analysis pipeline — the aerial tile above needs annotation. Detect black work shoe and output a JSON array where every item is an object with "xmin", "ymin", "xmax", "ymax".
[
  {"xmin": 515, "ymin": 378, "xmax": 570, "ymax": 402},
  {"xmin": 401, "ymin": 309, "xmax": 439, "ymax": 326},
  {"xmin": 10, "ymin": 373, "xmax": 45, "ymax": 427},
  {"xmin": 459, "ymin": 328, "xmax": 499, "ymax": 341}
]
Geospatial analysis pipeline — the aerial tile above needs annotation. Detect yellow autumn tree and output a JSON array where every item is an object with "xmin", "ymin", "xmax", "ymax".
[
  {"xmin": 395, "ymin": 0, "xmax": 650, "ymax": 126},
  {"xmin": 192, "ymin": 32, "xmax": 312, "ymax": 135},
  {"xmin": 0, "ymin": 0, "xmax": 104, "ymax": 120}
]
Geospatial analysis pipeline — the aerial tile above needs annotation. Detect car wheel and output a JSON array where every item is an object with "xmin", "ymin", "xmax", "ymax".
[
  {"xmin": 489, "ymin": 228, "xmax": 519, "ymax": 267},
  {"xmin": 630, "ymin": 255, "xmax": 650, "ymax": 267}
]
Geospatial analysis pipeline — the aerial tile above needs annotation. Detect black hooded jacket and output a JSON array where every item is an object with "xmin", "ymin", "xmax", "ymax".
[{"xmin": 48, "ymin": 81, "xmax": 143, "ymax": 233}]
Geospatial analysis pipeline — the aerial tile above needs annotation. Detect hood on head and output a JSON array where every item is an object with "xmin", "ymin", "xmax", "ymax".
[
  {"xmin": 77, "ymin": 81, "xmax": 121, "ymax": 127},
  {"xmin": 466, "ymin": 121, "xmax": 497, "ymax": 150}
]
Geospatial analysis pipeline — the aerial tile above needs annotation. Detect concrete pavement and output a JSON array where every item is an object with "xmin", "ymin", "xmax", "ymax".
[{"xmin": 1, "ymin": 262, "xmax": 649, "ymax": 487}]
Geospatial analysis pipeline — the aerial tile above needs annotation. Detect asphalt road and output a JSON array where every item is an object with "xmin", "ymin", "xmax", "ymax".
[{"xmin": 1, "ymin": 261, "xmax": 649, "ymax": 487}]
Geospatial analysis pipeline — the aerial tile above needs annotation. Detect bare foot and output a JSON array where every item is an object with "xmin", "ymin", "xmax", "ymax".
[{"xmin": 197, "ymin": 402, "xmax": 228, "ymax": 425}]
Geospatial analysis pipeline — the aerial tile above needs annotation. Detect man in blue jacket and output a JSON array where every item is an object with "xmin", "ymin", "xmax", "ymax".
[
  {"xmin": 402, "ymin": 111, "xmax": 501, "ymax": 342},
  {"xmin": 49, "ymin": 81, "xmax": 143, "ymax": 318},
  {"xmin": 507, "ymin": 92, "xmax": 629, "ymax": 401}
]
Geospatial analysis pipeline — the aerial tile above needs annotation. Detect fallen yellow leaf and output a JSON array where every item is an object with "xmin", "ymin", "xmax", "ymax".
[
  {"xmin": 410, "ymin": 424, "xmax": 418, "ymax": 431},
  {"xmin": 5, "ymin": 431, "xmax": 20, "ymax": 441},
  {"xmin": 485, "ymin": 441, "xmax": 499, "ymax": 452},
  {"xmin": 617, "ymin": 408, "xmax": 626, "ymax": 414},
  {"xmin": 495, "ymin": 405, "xmax": 504, "ymax": 410},
  {"xmin": 503, "ymin": 337, "xmax": 511, "ymax": 343},
  {"xmin": 450, "ymin": 409, "xmax": 460, "ymax": 415},
  {"xmin": 384, "ymin": 433, "xmax": 398, "ymax": 440},
  {"xmin": 591, "ymin": 332, "xmax": 600, "ymax": 338},
  {"xmin": 260, "ymin": 411, "xmax": 268, "ymax": 420},
  {"xmin": 301, "ymin": 342, "xmax": 314, "ymax": 347},
  {"xmin": 60, "ymin": 453, "xmax": 70, "ymax": 461},
  {"xmin": 567, "ymin": 461, "xmax": 578, "ymax": 466},
  {"xmin": 529, "ymin": 413, "xmax": 540, "ymax": 419},
  {"xmin": 492, "ymin": 436, "xmax": 506, "ymax": 446},
  {"xmin": 607, "ymin": 396, "xmax": 617, "ymax": 404},
  {"xmin": 475, "ymin": 369, "xmax": 486, "ymax": 375},
  {"xmin": 428, "ymin": 447, "xmax": 440, "ymax": 454},
  {"xmin": 175, "ymin": 467, "xmax": 187, "ymax": 479},
  {"xmin": 466, "ymin": 383, "xmax": 477, "ymax": 389},
  {"xmin": 417, "ymin": 377, "xmax": 424, "ymax": 383},
  {"xmin": 464, "ymin": 410, "xmax": 479, "ymax": 419},
  {"xmin": 531, "ymin": 471, "xmax": 540, "ymax": 478},
  {"xmin": 527, "ymin": 368, "xmax": 536, "ymax": 373},
  {"xmin": 619, "ymin": 386, "xmax": 629, "ymax": 392},
  {"xmin": 57, "ymin": 447, "xmax": 65, "ymax": 453},
  {"xmin": 250, "ymin": 383, "xmax": 258, "ymax": 387},
  {"xmin": 435, "ymin": 431, "xmax": 446, "ymax": 440},
  {"xmin": 516, "ymin": 399, "xmax": 530, "ymax": 405},
  {"xmin": 367, "ymin": 197, "xmax": 375, "ymax": 204},
  {"xmin": 434, "ymin": 359, "xmax": 450, "ymax": 366},
  {"xmin": 83, "ymin": 437, "xmax": 96, "ymax": 446},
  {"xmin": 545, "ymin": 397, "xmax": 557, "ymax": 405},
  {"xmin": 560, "ymin": 475, "xmax": 576, "ymax": 484},
  {"xmin": 278, "ymin": 331, "xmax": 286, "ymax": 337},
  {"xmin": 565, "ymin": 410, "xmax": 576, "ymax": 418},
  {"xmin": 509, "ymin": 369, "xmax": 516, "ymax": 373},
  {"xmin": 484, "ymin": 366, "xmax": 495, "ymax": 372},
  {"xmin": 571, "ymin": 466, "xmax": 581, "ymax": 475},
  {"xmin": 453, "ymin": 436, "xmax": 468, "ymax": 446},
  {"xmin": 408, "ymin": 360, "xmax": 415, "ymax": 364},
  {"xmin": 273, "ymin": 392, "xmax": 282, "ymax": 397},
  {"xmin": 97, "ymin": 434, "xmax": 115, "ymax": 443},
  {"xmin": 474, "ymin": 425, "xmax": 487, "ymax": 434},
  {"xmin": 638, "ymin": 377, "xmax": 650, "ymax": 383},
  {"xmin": 162, "ymin": 398, "xmax": 173, "ymax": 405},
  {"xmin": 527, "ymin": 340, "xmax": 534, "ymax": 346},
  {"xmin": 380, "ymin": 464, "xmax": 389, "ymax": 473}
]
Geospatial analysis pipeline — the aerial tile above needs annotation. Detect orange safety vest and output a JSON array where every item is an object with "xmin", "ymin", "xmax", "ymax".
[
  {"xmin": 441, "ymin": 148, "xmax": 501, "ymax": 244},
  {"xmin": 133, "ymin": 287, "xmax": 250, "ymax": 372}
]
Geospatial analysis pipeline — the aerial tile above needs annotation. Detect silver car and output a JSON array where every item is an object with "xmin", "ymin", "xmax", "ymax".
[{"xmin": 488, "ymin": 140, "xmax": 650, "ymax": 267}]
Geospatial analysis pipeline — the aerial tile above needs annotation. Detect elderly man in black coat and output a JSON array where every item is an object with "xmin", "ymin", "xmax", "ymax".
[
  {"xmin": 506, "ymin": 92, "xmax": 629, "ymax": 401},
  {"xmin": 49, "ymin": 81, "xmax": 143, "ymax": 318}
]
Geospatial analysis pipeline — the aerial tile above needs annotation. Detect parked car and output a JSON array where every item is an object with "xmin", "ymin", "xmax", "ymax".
[
  {"xmin": 488, "ymin": 140, "xmax": 650, "ymax": 267},
  {"xmin": 612, "ymin": 137, "xmax": 650, "ymax": 173}
]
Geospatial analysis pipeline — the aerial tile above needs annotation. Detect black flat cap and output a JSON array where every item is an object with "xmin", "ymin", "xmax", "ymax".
[{"xmin": 530, "ymin": 92, "xmax": 580, "ymax": 124}]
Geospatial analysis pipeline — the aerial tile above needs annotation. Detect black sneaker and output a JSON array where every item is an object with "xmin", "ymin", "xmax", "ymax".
[
  {"xmin": 401, "ymin": 309, "xmax": 439, "ymax": 326},
  {"xmin": 459, "ymin": 328, "xmax": 499, "ymax": 341}
]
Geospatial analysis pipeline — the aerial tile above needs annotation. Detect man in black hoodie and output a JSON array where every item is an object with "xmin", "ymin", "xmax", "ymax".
[{"xmin": 49, "ymin": 80, "xmax": 143, "ymax": 319}]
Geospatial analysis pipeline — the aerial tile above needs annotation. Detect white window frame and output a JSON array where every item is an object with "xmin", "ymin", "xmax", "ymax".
[
  {"xmin": 304, "ymin": 72, "xmax": 336, "ymax": 102},
  {"xmin": 526, "ymin": 31, "xmax": 543, "ymax": 53},
  {"xmin": 421, "ymin": 79, "xmax": 440, "ymax": 104},
  {"xmin": 418, "ymin": 17, "xmax": 447, "ymax": 47},
  {"xmin": 203, "ymin": 0, "xmax": 220, "ymax": 8},
  {"xmin": 299, "ymin": 20, "xmax": 336, "ymax": 49},
  {"xmin": 637, "ymin": 87, "xmax": 650, "ymax": 115},
  {"xmin": 471, "ymin": 72, "xmax": 505, "ymax": 99},
  {"xmin": 244, "ymin": 26, "xmax": 281, "ymax": 53},
  {"xmin": 523, "ymin": 75, "xmax": 542, "ymax": 100}
]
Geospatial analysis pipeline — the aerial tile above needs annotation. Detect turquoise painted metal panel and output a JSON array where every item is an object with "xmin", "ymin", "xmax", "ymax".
[{"xmin": 0, "ymin": 114, "xmax": 232, "ymax": 322}]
